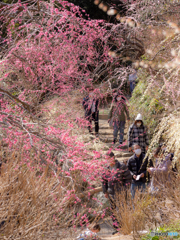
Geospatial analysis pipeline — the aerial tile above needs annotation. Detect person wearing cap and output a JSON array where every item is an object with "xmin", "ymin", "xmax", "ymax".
[
  {"xmin": 108, "ymin": 95, "xmax": 130, "ymax": 145},
  {"xmin": 82, "ymin": 87, "xmax": 99, "ymax": 137},
  {"xmin": 102, "ymin": 151, "xmax": 132, "ymax": 235},
  {"xmin": 128, "ymin": 113, "xmax": 149, "ymax": 154}
]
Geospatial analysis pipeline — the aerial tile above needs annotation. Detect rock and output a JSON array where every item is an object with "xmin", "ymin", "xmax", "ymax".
[
  {"xmin": 100, "ymin": 132, "xmax": 113, "ymax": 135},
  {"xmin": 94, "ymin": 192, "xmax": 110, "ymax": 208},
  {"xmin": 100, "ymin": 138, "xmax": 113, "ymax": 143},
  {"xmin": 119, "ymin": 145, "xmax": 128, "ymax": 150},
  {"xmin": 103, "ymin": 146, "xmax": 111, "ymax": 151},
  {"xmin": 122, "ymin": 152, "xmax": 133, "ymax": 157},
  {"xmin": 99, "ymin": 115, "xmax": 108, "ymax": 120}
]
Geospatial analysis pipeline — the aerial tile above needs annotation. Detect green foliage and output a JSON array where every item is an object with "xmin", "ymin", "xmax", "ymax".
[
  {"xmin": 129, "ymin": 69, "xmax": 165, "ymax": 137},
  {"xmin": 141, "ymin": 55, "xmax": 147, "ymax": 60},
  {"xmin": 141, "ymin": 223, "xmax": 180, "ymax": 240},
  {"xmin": 141, "ymin": 233, "xmax": 159, "ymax": 240}
]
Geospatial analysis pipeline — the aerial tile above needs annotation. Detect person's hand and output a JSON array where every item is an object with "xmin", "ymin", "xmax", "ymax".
[
  {"xmin": 147, "ymin": 168, "xmax": 153, "ymax": 174},
  {"xmin": 146, "ymin": 146, "xmax": 149, "ymax": 151},
  {"xmin": 128, "ymin": 147, "xmax": 132, "ymax": 152},
  {"xmin": 108, "ymin": 119, "xmax": 110, "ymax": 123},
  {"xmin": 133, "ymin": 175, "xmax": 137, "ymax": 180},
  {"xmin": 104, "ymin": 193, "xmax": 109, "ymax": 198},
  {"xmin": 140, "ymin": 173, "xmax": 144, "ymax": 178}
]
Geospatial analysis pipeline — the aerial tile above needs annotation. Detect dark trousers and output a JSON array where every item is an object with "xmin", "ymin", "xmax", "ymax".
[
  {"xmin": 87, "ymin": 112, "xmax": 99, "ymax": 134},
  {"xmin": 130, "ymin": 81, "xmax": 135, "ymax": 95},
  {"xmin": 131, "ymin": 182, "xmax": 146, "ymax": 199},
  {"xmin": 113, "ymin": 120, "xmax": 125, "ymax": 143}
]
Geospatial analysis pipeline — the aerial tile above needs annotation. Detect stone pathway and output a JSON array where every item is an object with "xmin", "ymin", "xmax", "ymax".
[
  {"xmin": 97, "ymin": 221, "xmax": 133, "ymax": 240},
  {"xmin": 98, "ymin": 112, "xmax": 133, "ymax": 162},
  {"xmin": 63, "ymin": 111, "xmax": 136, "ymax": 239},
  {"xmin": 87, "ymin": 112, "xmax": 134, "ymax": 240}
]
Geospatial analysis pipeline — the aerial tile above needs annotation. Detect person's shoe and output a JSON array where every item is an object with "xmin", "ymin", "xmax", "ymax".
[
  {"xmin": 113, "ymin": 139, "xmax": 117, "ymax": 144},
  {"xmin": 112, "ymin": 230, "xmax": 118, "ymax": 235}
]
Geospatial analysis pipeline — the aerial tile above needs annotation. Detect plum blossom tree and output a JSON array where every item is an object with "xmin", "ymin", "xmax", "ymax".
[
  {"xmin": 0, "ymin": 0, "xmax": 129, "ymax": 237},
  {"xmin": 2, "ymin": 0, "xmax": 178, "ymax": 238}
]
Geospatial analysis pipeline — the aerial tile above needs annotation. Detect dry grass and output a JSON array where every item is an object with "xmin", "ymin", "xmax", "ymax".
[
  {"xmin": 0, "ymin": 153, "xmax": 63, "ymax": 239},
  {"xmin": 147, "ymin": 115, "xmax": 180, "ymax": 164},
  {"xmin": 0, "ymin": 153, "xmax": 73, "ymax": 238},
  {"xmin": 110, "ymin": 176, "xmax": 180, "ymax": 239},
  {"xmin": 0, "ymin": 146, "xmax": 104, "ymax": 239}
]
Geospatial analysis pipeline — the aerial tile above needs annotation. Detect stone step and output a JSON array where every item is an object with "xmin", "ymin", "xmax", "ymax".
[
  {"xmin": 99, "ymin": 114, "xmax": 109, "ymax": 120},
  {"xmin": 100, "ymin": 137, "xmax": 128, "ymax": 142},
  {"xmin": 99, "ymin": 125, "xmax": 109, "ymax": 128},
  {"xmin": 101, "ymin": 234, "xmax": 133, "ymax": 240},
  {"xmin": 98, "ymin": 220, "xmax": 133, "ymax": 240},
  {"xmin": 121, "ymin": 152, "xmax": 133, "ymax": 157},
  {"xmin": 99, "ymin": 126, "xmax": 128, "ymax": 130},
  {"xmin": 99, "ymin": 132, "xmax": 113, "ymax": 135},
  {"xmin": 100, "ymin": 138, "xmax": 114, "ymax": 143}
]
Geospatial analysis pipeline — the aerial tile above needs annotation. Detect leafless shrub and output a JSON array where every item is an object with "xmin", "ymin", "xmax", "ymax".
[{"xmin": 109, "ymin": 171, "xmax": 180, "ymax": 239}]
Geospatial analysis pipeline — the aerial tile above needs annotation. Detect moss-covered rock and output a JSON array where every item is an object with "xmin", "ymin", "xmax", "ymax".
[{"xmin": 129, "ymin": 68, "xmax": 165, "ymax": 138}]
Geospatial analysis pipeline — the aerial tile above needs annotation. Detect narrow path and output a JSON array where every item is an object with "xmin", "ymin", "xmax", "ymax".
[
  {"xmin": 98, "ymin": 221, "xmax": 133, "ymax": 240},
  {"xmin": 98, "ymin": 112, "xmax": 133, "ymax": 162},
  {"xmin": 86, "ymin": 111, "xmax": 134, "ymax": 240}
]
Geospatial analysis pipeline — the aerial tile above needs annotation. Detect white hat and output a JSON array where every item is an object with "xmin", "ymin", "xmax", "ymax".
[{"xmin": 135, "ymin": 113, "xmax": 142, "ymax": 121}]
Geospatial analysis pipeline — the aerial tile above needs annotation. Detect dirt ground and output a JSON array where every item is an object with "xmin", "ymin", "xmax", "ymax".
[{"xmin": 98, "ymin": 221, "xmax": 134, "ymax": 240}]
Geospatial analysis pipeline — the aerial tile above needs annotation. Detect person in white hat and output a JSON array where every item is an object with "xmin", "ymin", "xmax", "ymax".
[
  {"xmin": 135, "ymin": 113, "xmax": 142, "ymax": 121},
  {"xmin": 127, "ymin": 113, "xmax": 149, "ymax": 154}
]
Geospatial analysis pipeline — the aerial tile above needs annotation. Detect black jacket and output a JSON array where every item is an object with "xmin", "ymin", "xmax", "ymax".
[
  {"xmin": 102, "ymin": 160, "xmax": 132, "ymax": 196},
  {"xmin": 127, "ymin": 153, "xmax": 153, "ymax": 183},
  {"xmin": 82, "ymin": 96, "xmax": 99, "ymax": 118}
]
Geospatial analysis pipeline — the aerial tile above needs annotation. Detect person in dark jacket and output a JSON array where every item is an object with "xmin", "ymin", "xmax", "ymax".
[
  {"xmin": 82, "ymin": 87, "xmax": 99, "ymax": 137},
  {"xmin": 127, "ymin": 144, "xmax": 153, "ymax": 198},
  {"xmin": 108, "ymin": 95, "xmax": 130, "ymax": 145},
  {"xmin": 102, "ymin": 151, "xmax": 132, "ymax": 235}
]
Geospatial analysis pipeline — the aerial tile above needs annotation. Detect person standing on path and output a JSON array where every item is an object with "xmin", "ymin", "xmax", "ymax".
[
  {"xmin": 127, "ymin": 144, "xmax": 153, "ymax": 198},
  {"xmin": 128, "ymin": 68, "xmax": 137, "ymax": 96},
  {"xmin": 147, "ymin": 146, "xmax": 173, "ymax": 194},
  {"xmin": 108, "ymin": 95, "xmax": 130, "ymax": 145},
  {"xmin": 102, "ymin": 151, "xmax": 132, "ymax": 235},
  {"xmin": 82, "ymin": 87, "xmax": 99, "ymax": 137},
  {"xmin": 128, "ymin": 113, "xmax": 149, "ymax": 154}
]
